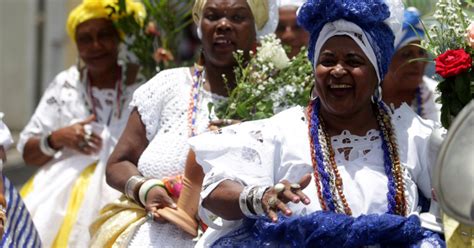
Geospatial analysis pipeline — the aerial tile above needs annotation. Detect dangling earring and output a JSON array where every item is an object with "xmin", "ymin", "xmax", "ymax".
[
  {"xmin": 309, "ymin": 84, "xmax": 317, "ymax": 102},
  {"xmin": 371, "ymin": 84, "xmax": 383, "ymax": 103}
]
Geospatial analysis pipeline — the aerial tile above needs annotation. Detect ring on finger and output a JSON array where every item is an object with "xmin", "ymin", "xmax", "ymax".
[
  {"xmin": 274, "ymin": 183, "xmax": 285, "ymax": 194},
  {"xmin": 223, "ymin": 119, "xmax": 232, "ymax": 125},
  {"xmin": 290, "ymin": 183, "xmax": 301, "ymax": 191},
  {"xmin": 84, "ymin": 133, "xmax": 92, "ymax": 142},
  {"xmin": 267, "ymin": 196, "xmax": 278, "ymax": 209}
]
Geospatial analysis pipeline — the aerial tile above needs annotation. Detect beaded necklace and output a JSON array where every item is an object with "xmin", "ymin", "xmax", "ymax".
[
  {"xmin": 307, "ymin": 98, "xmax": 407, "ymax": 216},
  {"xmin": 187, "ymin": 67, "xmax": 205, "ymax": 137},
  {"xmin": 81, "ymin": 63, "xmax": 126, "ymax": 126}
]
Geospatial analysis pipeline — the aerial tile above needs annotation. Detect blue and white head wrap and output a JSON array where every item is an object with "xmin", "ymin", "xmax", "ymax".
[
  {"xmin": 394, "ymin": 7, "xmax": 424, "ymax": 50},
  {"xmin": 297, "ymin": 0, "xmax": 404, "ymax": 99}
]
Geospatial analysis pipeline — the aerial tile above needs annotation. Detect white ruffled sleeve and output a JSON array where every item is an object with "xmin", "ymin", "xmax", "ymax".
[
  {"xmin": 129, "ymin": 68, "xmax": 183, "ymax": 141},
  {"xmin": 189, "ymin": 107, "xmax": 313, "ymax": 228},
  {"xmin": 17, "ymin": 74, "xmax": 65, "ymax": 155}
]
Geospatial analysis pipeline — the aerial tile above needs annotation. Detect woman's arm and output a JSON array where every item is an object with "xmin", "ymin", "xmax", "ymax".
[
  {"xmin": 106, "ymin": 108, "xmax": 149, "ymax": 192},
  {"xmin": 22, "ymin": 115, "xmax": 101, "ymax": 167},
  {"xmin": 203, "ymin": 174, "xmax": 312, "ymax": 222}
]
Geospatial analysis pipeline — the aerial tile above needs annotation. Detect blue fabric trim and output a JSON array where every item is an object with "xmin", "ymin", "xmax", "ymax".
[
  {"xmin": 1, "ymin": 175, "xmax": 42, "ymax": 248},
  {"xmin": 212, "ymin": 211, "xmax": 445, "ymax": 248}
]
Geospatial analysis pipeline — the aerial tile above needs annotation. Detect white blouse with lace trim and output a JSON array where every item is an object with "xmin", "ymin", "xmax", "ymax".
[
  {"xmin": 127, "ymin": 67, "xmax": 226, "ymax": 247},
  {"xmin": 189, "ymin": 104, "xmax": 439, "ymax": 247}
]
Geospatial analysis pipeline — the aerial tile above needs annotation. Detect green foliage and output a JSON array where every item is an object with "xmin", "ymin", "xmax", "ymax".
[
  {"xmin": 211, "ymin": 34, "xmax": 313, "ymax": 121},
  {"xmin": 113, "ymin": 0, "xmax": 193, "ymax": 80}
]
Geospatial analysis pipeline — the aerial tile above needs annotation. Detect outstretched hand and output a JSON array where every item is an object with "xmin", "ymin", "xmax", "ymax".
[{"xmin": 262, "ymin": 173, "xmax": 312, "ymax": 222}]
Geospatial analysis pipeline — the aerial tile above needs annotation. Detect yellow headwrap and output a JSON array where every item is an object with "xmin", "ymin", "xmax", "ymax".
[
  {"xmin": 66, "ymin": 0, "xmax": 145, "ymax": 41},
  {"xmin": 192, "ymin": 0, "xmax": 269, "ymax": 31}
]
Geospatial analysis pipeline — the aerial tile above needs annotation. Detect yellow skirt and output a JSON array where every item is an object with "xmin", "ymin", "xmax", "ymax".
[{"xmin": 21, "ymin": 162, "xmax": 97, "ymax": 248}]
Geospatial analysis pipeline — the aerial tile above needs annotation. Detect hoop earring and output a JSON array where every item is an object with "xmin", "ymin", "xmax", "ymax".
[{"xmin": 309, "ymin": 84, "xmax": 317, "ymax": 101}]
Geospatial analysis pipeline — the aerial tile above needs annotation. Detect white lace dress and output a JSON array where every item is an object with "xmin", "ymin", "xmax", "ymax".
[
  {"xmin": 17, "ymin": 65, "xmax": 140, "ymax": 247},
  {"xmin": 127, "ymin": 67, "xmax": 226, "ymax": 247},
  {"xmin": 189, "ymin": 104, "xmax": 440, "ymax": 247}
]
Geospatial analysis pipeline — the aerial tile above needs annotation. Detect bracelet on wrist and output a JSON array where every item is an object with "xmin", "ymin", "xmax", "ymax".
[
  {"xmin": 138, "ymin": 179, "xmax": 166, "ymax": 206},
  {"xmin": 124, "ymin": 175, "xmax": 146, "ymax": 203},
  {"xmin": 252, "ymin": 186, "xmax": 270, "ymax": 216},
  {"xmin": 239, "ymin": 185, "xmax": 258, "ymax": 218},
  {"xmin": 39, "ymin": 132, "xmax": 58, "ymax": 156}
]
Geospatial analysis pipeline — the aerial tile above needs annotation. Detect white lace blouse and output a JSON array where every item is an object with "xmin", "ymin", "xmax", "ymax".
[
  {"xmin": 189, "ymin": 104, "xmax": 440, "ymax": 247},
  {"xmin": 127, "ymin": 67, "xmax": 226, "ymax": 247}
]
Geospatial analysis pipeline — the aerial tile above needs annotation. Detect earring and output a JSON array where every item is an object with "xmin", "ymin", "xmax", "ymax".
[{"xmin": 309, "ymin": 84, "xmax": 317, "ymax": 101}]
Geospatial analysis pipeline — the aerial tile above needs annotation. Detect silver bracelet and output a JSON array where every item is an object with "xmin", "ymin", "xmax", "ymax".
[
  {"xmin": 39, "ymin": 133, "xmax": 57, "ymax": 156},
  {"xmin": 252, "ymin": 186, "xmax": 270, "ymax": 216},
  {"xmin": 239, "ymin": 185, "xmax": 257, "ymax": 218},
  {"xmin": 124, "ymin": 175, "xmax": 146, "ymax": 202}
]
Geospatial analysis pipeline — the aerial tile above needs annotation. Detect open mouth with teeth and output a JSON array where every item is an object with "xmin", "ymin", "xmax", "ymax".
[
  {"xmin": 330, "ymin": 84, "xmax": 352, "ymax": 89},
  {"xmin": 328, "ymin": 84, "xmax": 353, "ymax": 97}
]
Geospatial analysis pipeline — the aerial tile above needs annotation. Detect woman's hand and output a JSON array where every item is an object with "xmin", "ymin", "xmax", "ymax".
[
  {"xmin": 145, "ymin": 186, "xmax": 177, "ymax": 222},
  {"xmin": 49, "ymin": 114, "xmax": 102, "ymax": 154},
  {"xmin": 262, "ymin": 173, "xmax": 312, "ymax": 222},
  {"xmin": 208, "ymin": 119, "xmax": 241, "ymax": 131}
]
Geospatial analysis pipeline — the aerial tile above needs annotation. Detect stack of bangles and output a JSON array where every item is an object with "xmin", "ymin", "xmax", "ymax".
[
  {"xmin": 124, "ymin": 175, "xmax": 167, "ymax": 206},
  {"xmin": 239, "ymin": 185, "xmax": 271, "ymax": 218},
  {"xmin": 0, "ymin": 194, "xmax": 6, "ymax": 226}
]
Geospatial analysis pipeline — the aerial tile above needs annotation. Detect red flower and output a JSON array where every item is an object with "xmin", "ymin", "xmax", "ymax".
[
  {"xmin": 435, "ymin": 49, "xmax": 472, "ymax": 78},
  {"xmin": 153, "ymin": 48, "xmax": 174, "ymax": 63}
]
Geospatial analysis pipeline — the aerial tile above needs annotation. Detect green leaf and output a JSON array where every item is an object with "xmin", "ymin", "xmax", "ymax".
[{"xmin": 455, "ymin": 73, "xmax": 471, "ymax": 104}]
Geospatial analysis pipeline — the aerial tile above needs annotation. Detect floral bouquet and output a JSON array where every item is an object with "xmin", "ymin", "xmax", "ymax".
[
  {"xmin": 109, "ymin": 0, "xmax": 194, "ymax": 80},
  {"xmin": 211, "ymin": 34, "xmax": 313, "ymax": 121},
  {"xmin": 422, "ymin": 0, "xmax": 474, "ymax": 128}
]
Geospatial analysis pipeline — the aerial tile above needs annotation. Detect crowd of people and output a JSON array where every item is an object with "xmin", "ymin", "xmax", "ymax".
[{"xmin": 0, "ymin": 0, "xmax": 471, "ymax": 247}]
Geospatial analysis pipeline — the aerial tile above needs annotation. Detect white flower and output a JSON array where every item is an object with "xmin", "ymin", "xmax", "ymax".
[{"xmin": 256, "ymin": 34, "xmax": 290, "ymax": 69}]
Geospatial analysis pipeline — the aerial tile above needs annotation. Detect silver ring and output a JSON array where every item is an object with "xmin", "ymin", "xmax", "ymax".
[
  {"xmin": 84, "ymin": 124, "xmax": 93, "ymax": 136},
  {"xmin": 274, "ymin": 183, "xmax": 285, "ymax": 194},
  {"xmin": 146, "ymin": 211, "xmax": 154, "ymax": 220},
  {"xmin": 267, "ymin": 196, "xmax": 278, "ymax": 209},
  {"xmin": 223, "ymin": 119, "xmax": 232, "ymax": 125},
  {"xmin": 290, "ymin": 183, "xmax": 301, "ymax": 191}
]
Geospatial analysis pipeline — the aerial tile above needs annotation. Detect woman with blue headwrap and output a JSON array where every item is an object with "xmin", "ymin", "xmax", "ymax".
[
  {"xmin": 383, "ymin": 7, "xmax": 441, "ymax": 122},
  {"xmin": 189, "ymin": 0, "xmax": 445, "ymax": 247}
]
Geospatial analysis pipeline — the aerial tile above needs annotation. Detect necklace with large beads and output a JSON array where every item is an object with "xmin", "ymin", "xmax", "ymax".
[{"xmin": 307, "ymin": 98, "xmax": 407, "ymax": 216}]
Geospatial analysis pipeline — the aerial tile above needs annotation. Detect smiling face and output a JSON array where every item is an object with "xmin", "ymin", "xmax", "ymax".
[
  {"xmin": 75, "ymin": 18, "xmax": 120, "ymax": 73},
  {"xmin": 276, "ymin": 6, "xmax": 309, "ymax": 58},
  {"xmin": 384, "ymin": 41, "xmax": 427, "ymax": 92},
  {"xmin": 200, "ymin": 0, "xmax": 257, "ymax": 68},
  {"xmin": 315, "ymin": 36, "xmax": 378, "ymax": 117}
]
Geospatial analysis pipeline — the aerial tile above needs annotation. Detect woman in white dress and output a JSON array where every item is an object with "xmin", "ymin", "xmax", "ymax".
[
  {"xmin": 89, "ymin": 0, "xmax": 278, "ymax": 247},
  {"xmin": 17, "ymin": 0, "xmax": 144, "ymax": 247},
  {"xmin": 189, "ymin": 0, "xmax": 445, "ymax": 247},
  {"xmin": 383, "ymin": 7, "xmax": 441, "ymax": 122}
]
